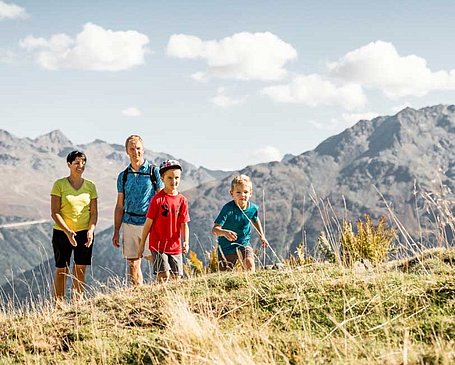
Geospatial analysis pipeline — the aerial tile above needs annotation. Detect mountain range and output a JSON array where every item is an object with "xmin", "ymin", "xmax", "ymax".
[
  {"xmin": 186, "ymin": 105, "xmax": 454, "ymax": 259},
  {"xmin": 0, "ymin": 129, "xmax": 229, "ymax": 228},
  {"xmin": 1, "ymin": 104, "xmax": 454, "ymax": 303}
]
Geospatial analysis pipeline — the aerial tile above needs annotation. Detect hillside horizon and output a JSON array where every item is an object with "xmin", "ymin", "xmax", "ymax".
[{"xmin": 1, "ymin": 103, "xmax": 454, "ymax": 301}]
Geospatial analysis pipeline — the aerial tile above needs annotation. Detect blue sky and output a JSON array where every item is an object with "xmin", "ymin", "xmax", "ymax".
[{"xmin": 1, "ymin": 1, "xmax": 454, "ymax": 170}]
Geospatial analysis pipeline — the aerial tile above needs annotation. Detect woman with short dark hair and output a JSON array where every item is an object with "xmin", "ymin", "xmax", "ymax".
[{"xmin": 50, "ymin": 150, "xmax": 98, "ymax": 302}]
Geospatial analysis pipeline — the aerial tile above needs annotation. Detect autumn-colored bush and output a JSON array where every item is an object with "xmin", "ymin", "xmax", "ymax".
[{"xmin": 340, "ymin": 214, "xmax": 396, "ymax": 266}]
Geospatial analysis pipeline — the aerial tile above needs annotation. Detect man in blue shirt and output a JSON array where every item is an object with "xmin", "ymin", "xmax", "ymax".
[{"xmin": 112, "ymin": 135, "xmax": 164, "ymax": 286}]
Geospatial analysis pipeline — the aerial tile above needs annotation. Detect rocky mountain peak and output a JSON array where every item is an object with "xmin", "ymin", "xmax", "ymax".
[
  {"xmin": 33, "ymin": 130, "xmax": 74, "ymax": 153},
  {"xmin": 0, "ymin": 129, "xmax": 18, "ymax": 146},
  {"xmin": 306, "ymin": 104, "xmax": 455, "ymax": 168}
]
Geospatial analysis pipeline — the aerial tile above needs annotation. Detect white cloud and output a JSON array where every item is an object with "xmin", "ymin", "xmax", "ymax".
[
  {"xmin": 210, "ymin": 87, "xmax": 247, "ymax": 107},
  {"xmin": 0, "ymin": 49, "xmax": 14, "ymax": 63},
  {"xmin": 122, "ymin": 107, "xmax": 142, "ymax": 117},
  {"xmin": 261, "ymin": 74, "xmax": 367, "ymax": 110},
  {"xmin": 250, "ymin": 146, "xmax": 282, "ymax": 164},
  {"xmin": 0, "ymin": 1, "xmax": 27, "ymax": 20},
  {"xmin": 20, "ymin": 23, "xmax": 149, "ymax": 71},
  {"xmin": 167, "ymin": 32, "xmax": 297, "ymax": 81},
  {"xmin": 328, "ymin": 40, "xmax": 455, "ymax": 98}
]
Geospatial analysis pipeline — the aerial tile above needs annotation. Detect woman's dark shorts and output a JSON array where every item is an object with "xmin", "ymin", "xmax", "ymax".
[
  {"xmin": 218, "ymin": 246, "xmax": 253, "ymax": 271},
  {"xmin": 52, "ymin": 229, "xmax": 94, "ymax": 268}
]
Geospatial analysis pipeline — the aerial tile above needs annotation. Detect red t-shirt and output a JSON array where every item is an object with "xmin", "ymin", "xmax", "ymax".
[{"xmin": 146, "ymin": 190, "xmax": 190, "ymax": 254}]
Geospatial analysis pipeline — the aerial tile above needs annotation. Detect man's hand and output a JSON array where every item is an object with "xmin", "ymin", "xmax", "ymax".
[
  {"xmin": 112, "ymin": 230, "xmax": 120, "ymax": 248},
  {"xmin": 182, "ymin": 241, "xmax": 189, "ymax": 254}
]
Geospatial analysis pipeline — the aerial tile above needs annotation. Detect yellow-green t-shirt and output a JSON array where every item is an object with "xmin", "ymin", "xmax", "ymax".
[{"xmin": 51, "ymin": 178, "xmax": 98, "ymax": 232}]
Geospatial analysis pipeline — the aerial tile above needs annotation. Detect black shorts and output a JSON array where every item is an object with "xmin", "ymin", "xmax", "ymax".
[
  {"xmin": 218, "ymin": 246, "xmax": 254, "ymax": 271},
  {"xmin": 52, "ymin": 229, "xmax": 94, "ymax": 268}
]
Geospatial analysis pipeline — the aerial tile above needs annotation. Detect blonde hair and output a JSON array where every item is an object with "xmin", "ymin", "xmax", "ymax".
[
  {"xmin": 124, "ymin": 135, "xmax": 144, "ymax": 150},
  {"xmin": 230, "ymin": 174, "xmax": 253, "ymax": 191}
]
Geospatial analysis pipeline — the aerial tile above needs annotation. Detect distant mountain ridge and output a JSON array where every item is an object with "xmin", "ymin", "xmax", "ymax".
[
  {"xmin": 1, "ymin": 104, "xmax": 454, "ymax": 302},
  {"xmin": 0, "ymin": 130, "xmax": 230, "ymax": 228}
]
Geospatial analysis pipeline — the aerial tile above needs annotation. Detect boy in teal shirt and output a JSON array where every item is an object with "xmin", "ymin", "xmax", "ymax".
[{"xmin": 212, "ymin": 175, "xmax": 268, "ymax": 272}]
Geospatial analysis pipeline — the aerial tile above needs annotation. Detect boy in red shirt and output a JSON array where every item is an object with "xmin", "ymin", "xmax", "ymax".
[{"xmin": 140, "ymin": 159, "xmax": 190, "ymax": 282}]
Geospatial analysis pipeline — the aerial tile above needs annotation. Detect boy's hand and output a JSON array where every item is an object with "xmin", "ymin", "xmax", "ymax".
[
  {"xmin": 182, "ymin": 241, "xmax": 189, "ymax": 254},
  {"xmin": 223, "ymin": 229, "xmax": 238, "ymax": 241},
  {"xmin": 261, "ymin": 236, "xmax": 269, "ymax": 248}
]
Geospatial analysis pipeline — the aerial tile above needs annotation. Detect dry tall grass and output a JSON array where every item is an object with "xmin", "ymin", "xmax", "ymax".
[
  {"xmin": 0, "ymin": 247, "xmax": 454, "ymax": 364},
  {"xmin": 1, "ymin": 184, "xmax": 453, "ymax": 364}
]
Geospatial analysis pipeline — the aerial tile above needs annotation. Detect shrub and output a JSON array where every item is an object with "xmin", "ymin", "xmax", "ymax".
[
  {"xmin": 207, "ymin": 247, "xmax": 218, "ymax": 273},
  {"xmin": 340, "ymin": 214, "xmax": 396, "ymax": 266},
  {"xmin": 186, "ymin": 250, "xmax": 204, "ymax": 275}
]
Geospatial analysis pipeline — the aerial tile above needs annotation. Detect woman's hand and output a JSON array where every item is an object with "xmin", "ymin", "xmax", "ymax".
[
  {"xmin": 86, "ymin": 229, "xmax": 95, "ymax": 247},
  {"xmin": 65, "ymin": 230, "xmax": 77, "ymax": 246}
]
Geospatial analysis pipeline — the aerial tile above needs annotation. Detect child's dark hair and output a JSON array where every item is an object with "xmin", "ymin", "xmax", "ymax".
[{"xmin": 66, "ymin": 150, "xmax": 87, "ymax": 164}]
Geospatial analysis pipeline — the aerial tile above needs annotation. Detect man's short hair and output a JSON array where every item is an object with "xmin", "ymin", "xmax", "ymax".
[
  {"xmin": 230, "ymin": 174, "xmax": 252, "ymax": 191},
  {"xmin": 66, "ymin": 150, "xmax": 86, "ymax": 164},
  {"xmin": 124, "ymin": 135, "xmax": 144, "ymax": 150}
]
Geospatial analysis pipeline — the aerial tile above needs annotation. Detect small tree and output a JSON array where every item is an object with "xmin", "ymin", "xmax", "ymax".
[
  {"xmin": 187, "ymin": 250, "xmax": 204, "ymax": 275},
  {"xmin": 207, "ymin": 247, "xmax": 219, "ymax": 273},
  {"xmin": 340, "ymin": 214, "xmax": 396, "ymax": 266}
]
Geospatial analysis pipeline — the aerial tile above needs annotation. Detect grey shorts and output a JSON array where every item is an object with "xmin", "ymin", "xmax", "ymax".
[
  {"xmin": 151, "ymin": 251, "xmax": 183, "ymax": 276},
  {"xmin": 218, "ymin": 246, "xmax": 254, "ymax": 271}
]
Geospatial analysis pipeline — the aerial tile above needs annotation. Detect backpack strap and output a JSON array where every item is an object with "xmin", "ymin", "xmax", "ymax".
[
  {"xmin": 149, "ymin": 164, "xmax": 158, "ymax": 193},
  {"xmin": 121, "ymin": 166, "xmax": 130, "ymax": 196},
  {"xmin": 122, "ymin": 163, "xmax": 159, "ymax": 213}
]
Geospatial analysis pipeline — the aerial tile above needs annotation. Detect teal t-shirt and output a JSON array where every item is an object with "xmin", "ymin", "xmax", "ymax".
[{"xmin": 214, "ymin": 200, "xmax": 259, "ymax": 255}]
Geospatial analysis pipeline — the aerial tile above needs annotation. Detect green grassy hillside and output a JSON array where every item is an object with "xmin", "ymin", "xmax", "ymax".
[{"xmin": 0, "ymin": 248, "xmax": 454, "ymax": 364}]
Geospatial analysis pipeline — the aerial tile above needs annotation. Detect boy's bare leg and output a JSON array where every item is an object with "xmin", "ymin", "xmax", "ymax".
[
  {"xmin": 243, "ymin": 257, "xmax": 256, "ymax": 272},
  {"xmin": 156, "ymin": 271, "xmax": 170, "ymax": 282},
  {"xmin": 128, "ymin": 258, "xmax": 143, "ymax": 286},
  {"xmin": 170, "ymin": 273, "xmax": 181, "ymax": 280}
]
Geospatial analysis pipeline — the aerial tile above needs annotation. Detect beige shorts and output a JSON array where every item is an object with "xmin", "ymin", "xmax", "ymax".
[{"xmin": 122, "ymin": 223, "xmax": 152, "ymax": 259}]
